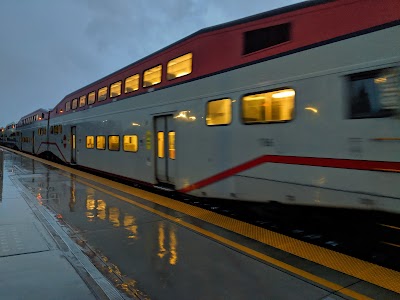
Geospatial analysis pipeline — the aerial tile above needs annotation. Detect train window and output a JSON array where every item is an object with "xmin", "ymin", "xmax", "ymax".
[
  {"xmin": 168, "ymin": 131, "xmax": 175, "ymax": 160},
  {"xmin": 123, "ymin": 135, "xmax": 138, "ymax": 152},
  {"xmin": 125, "ymin": 74, "xmax": 139, "ymax": 93},
  {"xmin": 243, "ymin": 23, "xmax": 291, "ymax": 55},
  {"xmin": 110, "ymin": 81, "xmax": 122, "ymax": 98},
  {"xmin": 72, "ymin": 98, "xmax": 78, "ymax": 110},
  {"xmin": 98, "ymin": 87, "xmax": 107, "ymax": 101},
  {"xmin": 206, "ymin": 99, "xmax": 232, "ymax": 126},
  {"xmin": 66, "ymin": 101, "xmax": 71, "ymax": 112},
  {"xmin": 58, "ymin": 125, "xmax": 62, "ymax": 134},
  {"xmin": 54, "ymin": 125, "xmax": 59, "ymax": 134},
  {"xmin": 143, "ymin": 65, "xmax": 162, "ymax": 87},
  {"xmin": 96, "ymin": 136, "xmax": 106, "ymax": 150},
  {"xmin": 88, "ymin": 92, "xmax": 96, "ymax": 105},
  {"xmin": 86, "ymin": 136, "xmax": 94, "ymax": 149},
  {"xmin": 108, "ymin": 135, "xmax": 120, "ymax": 151},
  {"xmin": 242, "ymin": 89, "xmax": 295, "ymax": 123},
  {"xmin": 79, "ymin": 95, "xmax": 86, "ymax": 107},
  {"xmin": 348, "ymin": 68, "xmax": 399, "ymax": 119},
  {"xmin": 157, "ymin": 132, "xmax": 164, "ymax": 158},
  {"xmin": 167, "ymin": 53, "xmax": 192, "ymax": 80}
]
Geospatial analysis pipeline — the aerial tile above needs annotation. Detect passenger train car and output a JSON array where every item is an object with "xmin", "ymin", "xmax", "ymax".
[
  {"xmin": 5, "ymin": 0, "xmax": 400, "ymax": 213},
  {"xmin": 0, "ymin": 123, "xmax": 17, "ymax": 149}
]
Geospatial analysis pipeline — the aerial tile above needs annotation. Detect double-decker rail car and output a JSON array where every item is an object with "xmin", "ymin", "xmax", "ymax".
[
  {"xmin": 10, "ymin": 0, "xmax": 400, "ymax": 213},
  {"xmin": 16, "ymin": 109, "xmax": 48, "ymax": 154},
  {"xmin": 1, "ymin": 123, "xmax": 17, "ymax": 149}
]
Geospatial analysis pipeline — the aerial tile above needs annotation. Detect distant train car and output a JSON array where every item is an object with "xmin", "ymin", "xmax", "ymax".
[
  {"xmin": 16, "ymin": 109, "xmax": 48, "ymax": 154},
  {"xmin": 12, "ymin": 0, "xmax": 400, "ymax": 213},
  {"xmin": 1, "ymin": 123, "xmax": 17, "ymax": 149}
]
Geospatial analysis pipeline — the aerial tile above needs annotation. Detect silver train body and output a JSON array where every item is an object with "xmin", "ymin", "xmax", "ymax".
[{"xmin": 11, "ymin": 24, "xmax": 400, "ymax": 214}]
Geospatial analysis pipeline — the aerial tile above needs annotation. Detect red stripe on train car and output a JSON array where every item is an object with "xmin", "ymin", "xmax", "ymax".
[
  {"xmin": 37, "ymin": 142, "xmax": 68, "ymax": 163},
  {"xmin": 179, "ymin": 155, "xmax": 400, "ymax": 193}
]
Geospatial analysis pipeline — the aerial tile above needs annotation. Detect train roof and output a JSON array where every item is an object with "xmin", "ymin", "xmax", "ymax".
[{"xmin": 50, "ymin": 0, "xmax": 400, "ymax": 118}]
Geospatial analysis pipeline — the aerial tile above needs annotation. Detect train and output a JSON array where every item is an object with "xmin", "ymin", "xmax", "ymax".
[{"xmin": 1, "ymin": 0, "xmax": 400, "ymax": 214}]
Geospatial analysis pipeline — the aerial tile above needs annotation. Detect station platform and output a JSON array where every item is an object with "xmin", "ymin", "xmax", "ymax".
[{"xmin": 0, "ymin": 147, "xmax": 399, "ymax": 300}]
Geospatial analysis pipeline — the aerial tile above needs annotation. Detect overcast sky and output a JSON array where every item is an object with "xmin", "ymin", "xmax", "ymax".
[{"xmin": 0, "ymin": 0, "xmax": 302, "ymax": 126}]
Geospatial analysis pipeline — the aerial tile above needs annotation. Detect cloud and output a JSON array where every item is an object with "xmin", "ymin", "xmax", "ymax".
[{"xmin": 0, "ymin": 0, "xmax": 301, "ymax": 125}]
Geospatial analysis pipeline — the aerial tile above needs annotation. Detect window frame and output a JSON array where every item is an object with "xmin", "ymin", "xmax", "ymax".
[
  {"xmin": 96, "ymin": 135, "xmax": 106, "ymax": 150},
  {"xmin": 109, "ymin": 81, "xmax": 122, "ymax": 98},
  {"xmin": 86, "ymin": 136, "xmax": 95, "ymax": 149},
  {"xmin": 124, "ymin": 74, "xmax": 140, "ymax": 94},
  {"xmin": 241, "ymin": 87, "xmax": 296, "ymax": 125},
  {"xmin": 143, "ymin": 65, "xmax": 162, "ymax": 88},
  {"xmin": 88, "ymin": 91, "xmax": 96, "ymax": 105},
  {"xmin": 72, "ymin": 98, "xmax": 78, "ymax": 110},
  {"xmin": 108, "ymin": 135, "xmax": 120, "ymax": 151},
  {"xmin": 123, "ymin": 135, "xmax": 139, "ymax": 152},
  {"xmin": 98, "ymin": 86, "xmax": 108, "ymax": 102},
  {"xmin": 206, "ymin": 98, "xmax": 233, "ymax": 126},
  {"xmin": 79, "ymin": 95, "xmax": 87, "ymax": 108},
  {"xmin": 346, "ymin": 68, "xmax": 399, "ymax": 119},
  {"xmin": 167, "ymin": 53, "xmax": 193, "ymax": 80}
]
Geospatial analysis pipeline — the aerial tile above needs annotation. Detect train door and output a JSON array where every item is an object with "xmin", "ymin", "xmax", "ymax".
[
  {"xmin": 32, "ymin": 131, "xmax": 35, "ymax": 154},
  {"xmin": 154, "ymin": 115, "xmax": 176, "ymax": 185},
  {"xmin": 71, "ymin": 126, "xmax": 76, "ymax": 164}
]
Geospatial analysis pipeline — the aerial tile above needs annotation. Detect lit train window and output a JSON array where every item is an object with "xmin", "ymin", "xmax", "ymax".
[
  {"xmin": 123, "ymin": 135, "xmax": 138, "ymax": 152},
  {"xmin": 88, "ymin": 92, "xmax": 96, "ymax": 105},
  {"xmin": 168, "ymin": 131, "xmax": 175, "ymax": 160},
  {"xmin": 125, "ymin": 74, "xmax": 139, "ymax": 93},
  {"xmin": 348, "ymin": 68, "xmax": 400, "ymax": 119},
  {"xmin": 96, "ymin": 136, "xmax": 106, "ymax": 150},
  {"xmin": 108, "ymin": 135, "xmax": 120, "ymax": 151},
  {"xmin": 98, "ymin": 87, "xmax": 107, "ymax": 101},
  {"xmin": 72, "ymin": 98, "xmax": 78, "ymax": 110},
  {"xmin": 54, "ymin": 125, "xmax": 59, "ymax": 134},
  {"xmin": 79, "ymin": 95, "xmax": 86, "ymax": 107},
  {"xmin": 206, "ymin": 98, "xmax": 232, "ymax": 126},
  {"xmin": 86, "ymin": 136, "xmax": 94, "ymax": 149},
  {"xmin": 143, "ymin": 65, "xmax": 162, "ymax": 87},
  {"xmin": 242, "ymin": 89, "xmax": 295, "ymax": 123},
  {"xmin": 110, "ymin": 81, "xmax": 122, "ymax": 98},
  {"xmin": 66, "ymin": 101, "xmax": 71, "ymax": 112},
  {"xmin": 58, "ymin": 125, "xmax": 62, "ymax": 134},
  {"xmin": 157, "ymin": 132, "xmax": 164, "ymax": 158},
  {"xmin": 167, "ymin": 53, "xmax": 192, "ymax": 80}
]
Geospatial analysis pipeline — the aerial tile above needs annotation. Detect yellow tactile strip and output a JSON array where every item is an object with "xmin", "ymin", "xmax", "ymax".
[{"xmin": 6, "ymin": 148, "xmax": 400, "ymax": 297}]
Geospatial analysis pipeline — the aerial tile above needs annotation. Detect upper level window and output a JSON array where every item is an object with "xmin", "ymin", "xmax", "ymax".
[
  {"xmin": 110, "ymin": 81, "xmax": 122, "ymax": 98},
  {"xmin": 348, "ymin": 68, "xmax": 399, "ymax": 119},
  {"xmin": 98, "ymin": 87, "xmax": 107, "ymax": 101},
  {"xmin": 167, "ymin": 53, "xmax": 192, "ymax": 80},
  {"xmin": 243, "ymin": 23, "xmax": 291, "ymax": 55},
  {"xmin": 143, "ymin": 65, "xmax": 162, "ymax": 87},
  {"xmin": 72, "ymin": 98, "xmax": 78, "ymax": 110},
  {"xmin": 79, "ymin": 95, "xmax": 86, "ymax": 107},
  {"xmin": 125, "ymin": 74, "xmax": 139, "ymax": 93},
  {"xmin": 88, "ymin": 91, "xmax": 96, "ymax": 105},
  {"xmin": 206, "ymin": 99, "xmax": 232, "ymax": 126},
  {"xmin": 242, "ymin": 88, "xmax": 295, "ymax": 123},
  {"xmin": 66, "ymin": 101, "xmax": 71, "ymax": 112}
]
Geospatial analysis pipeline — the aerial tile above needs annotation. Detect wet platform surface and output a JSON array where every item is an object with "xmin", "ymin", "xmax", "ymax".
[{"xmin": 1, "ymin": 147, "xmax": 399, "ymax": 299}]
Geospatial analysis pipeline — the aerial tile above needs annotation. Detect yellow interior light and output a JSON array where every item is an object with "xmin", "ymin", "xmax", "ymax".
[{"xmin": 272, "ymin": 90, "xmax": 295, "ymax": 98}]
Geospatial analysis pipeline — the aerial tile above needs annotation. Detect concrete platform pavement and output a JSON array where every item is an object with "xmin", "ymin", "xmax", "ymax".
[{"xmin": 0, "ymin": 150, "xmax": 125, "ymax": 300}]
